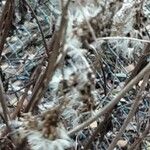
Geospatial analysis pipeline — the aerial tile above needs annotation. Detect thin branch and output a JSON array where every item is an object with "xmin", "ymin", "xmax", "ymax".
[
  {"xmin": 91, "ymin": 37, "xmax": 150, "ymax": 46},
  {"xmin": 129, "ymin": 122, "xmax": 150, "ymax": 150},
  {"xmin": 11, "ymin": 83, "xmax": 31, "ymax": 119},
  {"xmin": 107, "ymin": 72, "xmax": 150, "ymax": 150},
  {"xmin": 124, "ymin": 43, "xmax": 150, "ymax": 86},
  {"xmin": 0, "ymin": 0, "xmax": 15, "ymax": 56},
  {"xmin": 24, "ymin": 0, "xmax": 49, "ymax": 56},
  {"xmin": 24, "ymin": 0, "xmax": 71, "ymax": 113},
  {"xmin": 68, "ymin": 62, "xmax": 150, "ymax": 136},
  {"xmin": 0, "ymin": 78, "xmax": 10, "ymax": 129},
  {"xmin": 84, "ymin": 113, "xmax": 112, "ymax": 150},
  {"xmin": 78, "ymin": 2, "xmax": 108, "ymax": 95}
]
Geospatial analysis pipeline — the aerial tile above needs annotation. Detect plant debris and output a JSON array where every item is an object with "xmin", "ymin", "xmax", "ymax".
[{"xmin": 0, "ymin": 0, "xmax": 150, "ymax": 150}]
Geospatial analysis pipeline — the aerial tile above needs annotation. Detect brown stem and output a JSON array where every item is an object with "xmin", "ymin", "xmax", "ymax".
[
  {"xmin": 124, "ymin": 43, "xmax": 150, "ymax": 86},
  {"xmin": 84, "ymin": 113, "xmax": 112, "ymax": 150},
  {"xmin": 107, "ymin": 73, "xmax": 149, "ymax": 150},
  {"xmin": 129, "ymin": 119, "xmax": 150, "ymax": 149},
  {"xmin": 0, "ymin": 78, "xmax": 10, "ymax": 129},
  {"xmin": 68, "ymin": 62, "xmax": 150, "ymax": 136},
  {"xmin": 24, "ymin": 0, "xmax": 71, "ymax": 113},
  {"xmin": 11, "ymin": 85, "xmax": 30, "ymax": 119},
  {"xmin": 0, "ymin": 0, "xmax": 15, "ymax": 56},
  {"xmin": 24, "ymin": 0, "xmax": 49, "ymax": 56}
]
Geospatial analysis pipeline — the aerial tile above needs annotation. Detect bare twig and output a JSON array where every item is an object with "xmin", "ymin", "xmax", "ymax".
[
  {"xmin": 125, "ymin": 43, "xmax": 150, "ymax": 86},
  {"xmin": 68, "ymin": 62, "xmax": 150, "ymax": 136},
  {"xmin": 84, "ymin": 113, "xmax": 112, "ymax": 150},
  {"xmin": 91, "ymin": 37, "xmax": 150, "ymax": 46},
  {"xmin": 11, "ymin": 83, "xmax": 31, "ymax": 119},
  {"xmin": 129, "ymin": 122, "xmax": 150, "ymax": 150},
  {"xmin": 107, "ymin": 72, "xmax": 150, "ymax": 150},
  {"xmin": 24, "ymin": 0, "xmax": 49, "ymax": 56},
  {"xmin": 0, "ymin": 0, "xmax": 15, "ymax": 56},
  {"xmin": 0, "ymin": 78, "xmax": 10, "ymax": 129},
  {"xmin": 78, "ymin": 2, "xmax": 108, "ymax": 95},
  {"xmin": 24, "ymin": 0, "xmax": 71, "ymax": 113}
]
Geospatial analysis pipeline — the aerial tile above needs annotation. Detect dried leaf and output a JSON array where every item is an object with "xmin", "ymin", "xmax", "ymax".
[
  {"xmin": 117, "ymin": 139, "xmax": 128, "ymax": 148},
  {"xmin": 125, "ymin": 64, "xmax": 134, "ymax": 72},
  {"xmin": 89, "ymin": 121, "xmax": 97, "ymax": 128}
]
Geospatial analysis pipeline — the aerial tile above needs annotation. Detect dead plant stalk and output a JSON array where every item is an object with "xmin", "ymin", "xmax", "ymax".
[
  {"xmin": 24, "ymin": 0, "xmax": 70, "ymax": 113},
  {"xmin": 107, "ymin": 72, "xmax": 150, "ymax": 150},
  {"xmin": 0, "ymin": 78, "xmax": 10, "ymax": 129},
  {"xmin": 68, "ymin": 62, "xmax": 150, "ymax": 136},
  {"xmin": 24, "ymin": 0, "xmax": 49, "ymax": 56},
  {"xmin": 129, "ymin": 122, "xmax": 150, "ymax": 150}
]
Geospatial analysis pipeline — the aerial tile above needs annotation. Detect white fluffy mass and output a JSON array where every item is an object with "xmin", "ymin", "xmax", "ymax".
[{"xmin": 27, "ymin": 128, "xmax": 72, "ymax": 150}]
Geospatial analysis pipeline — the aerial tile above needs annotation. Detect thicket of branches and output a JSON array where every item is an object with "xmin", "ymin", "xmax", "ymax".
[{"xmin": 0, "ymin": 0, "xmax": 150, "ymax": 149}]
